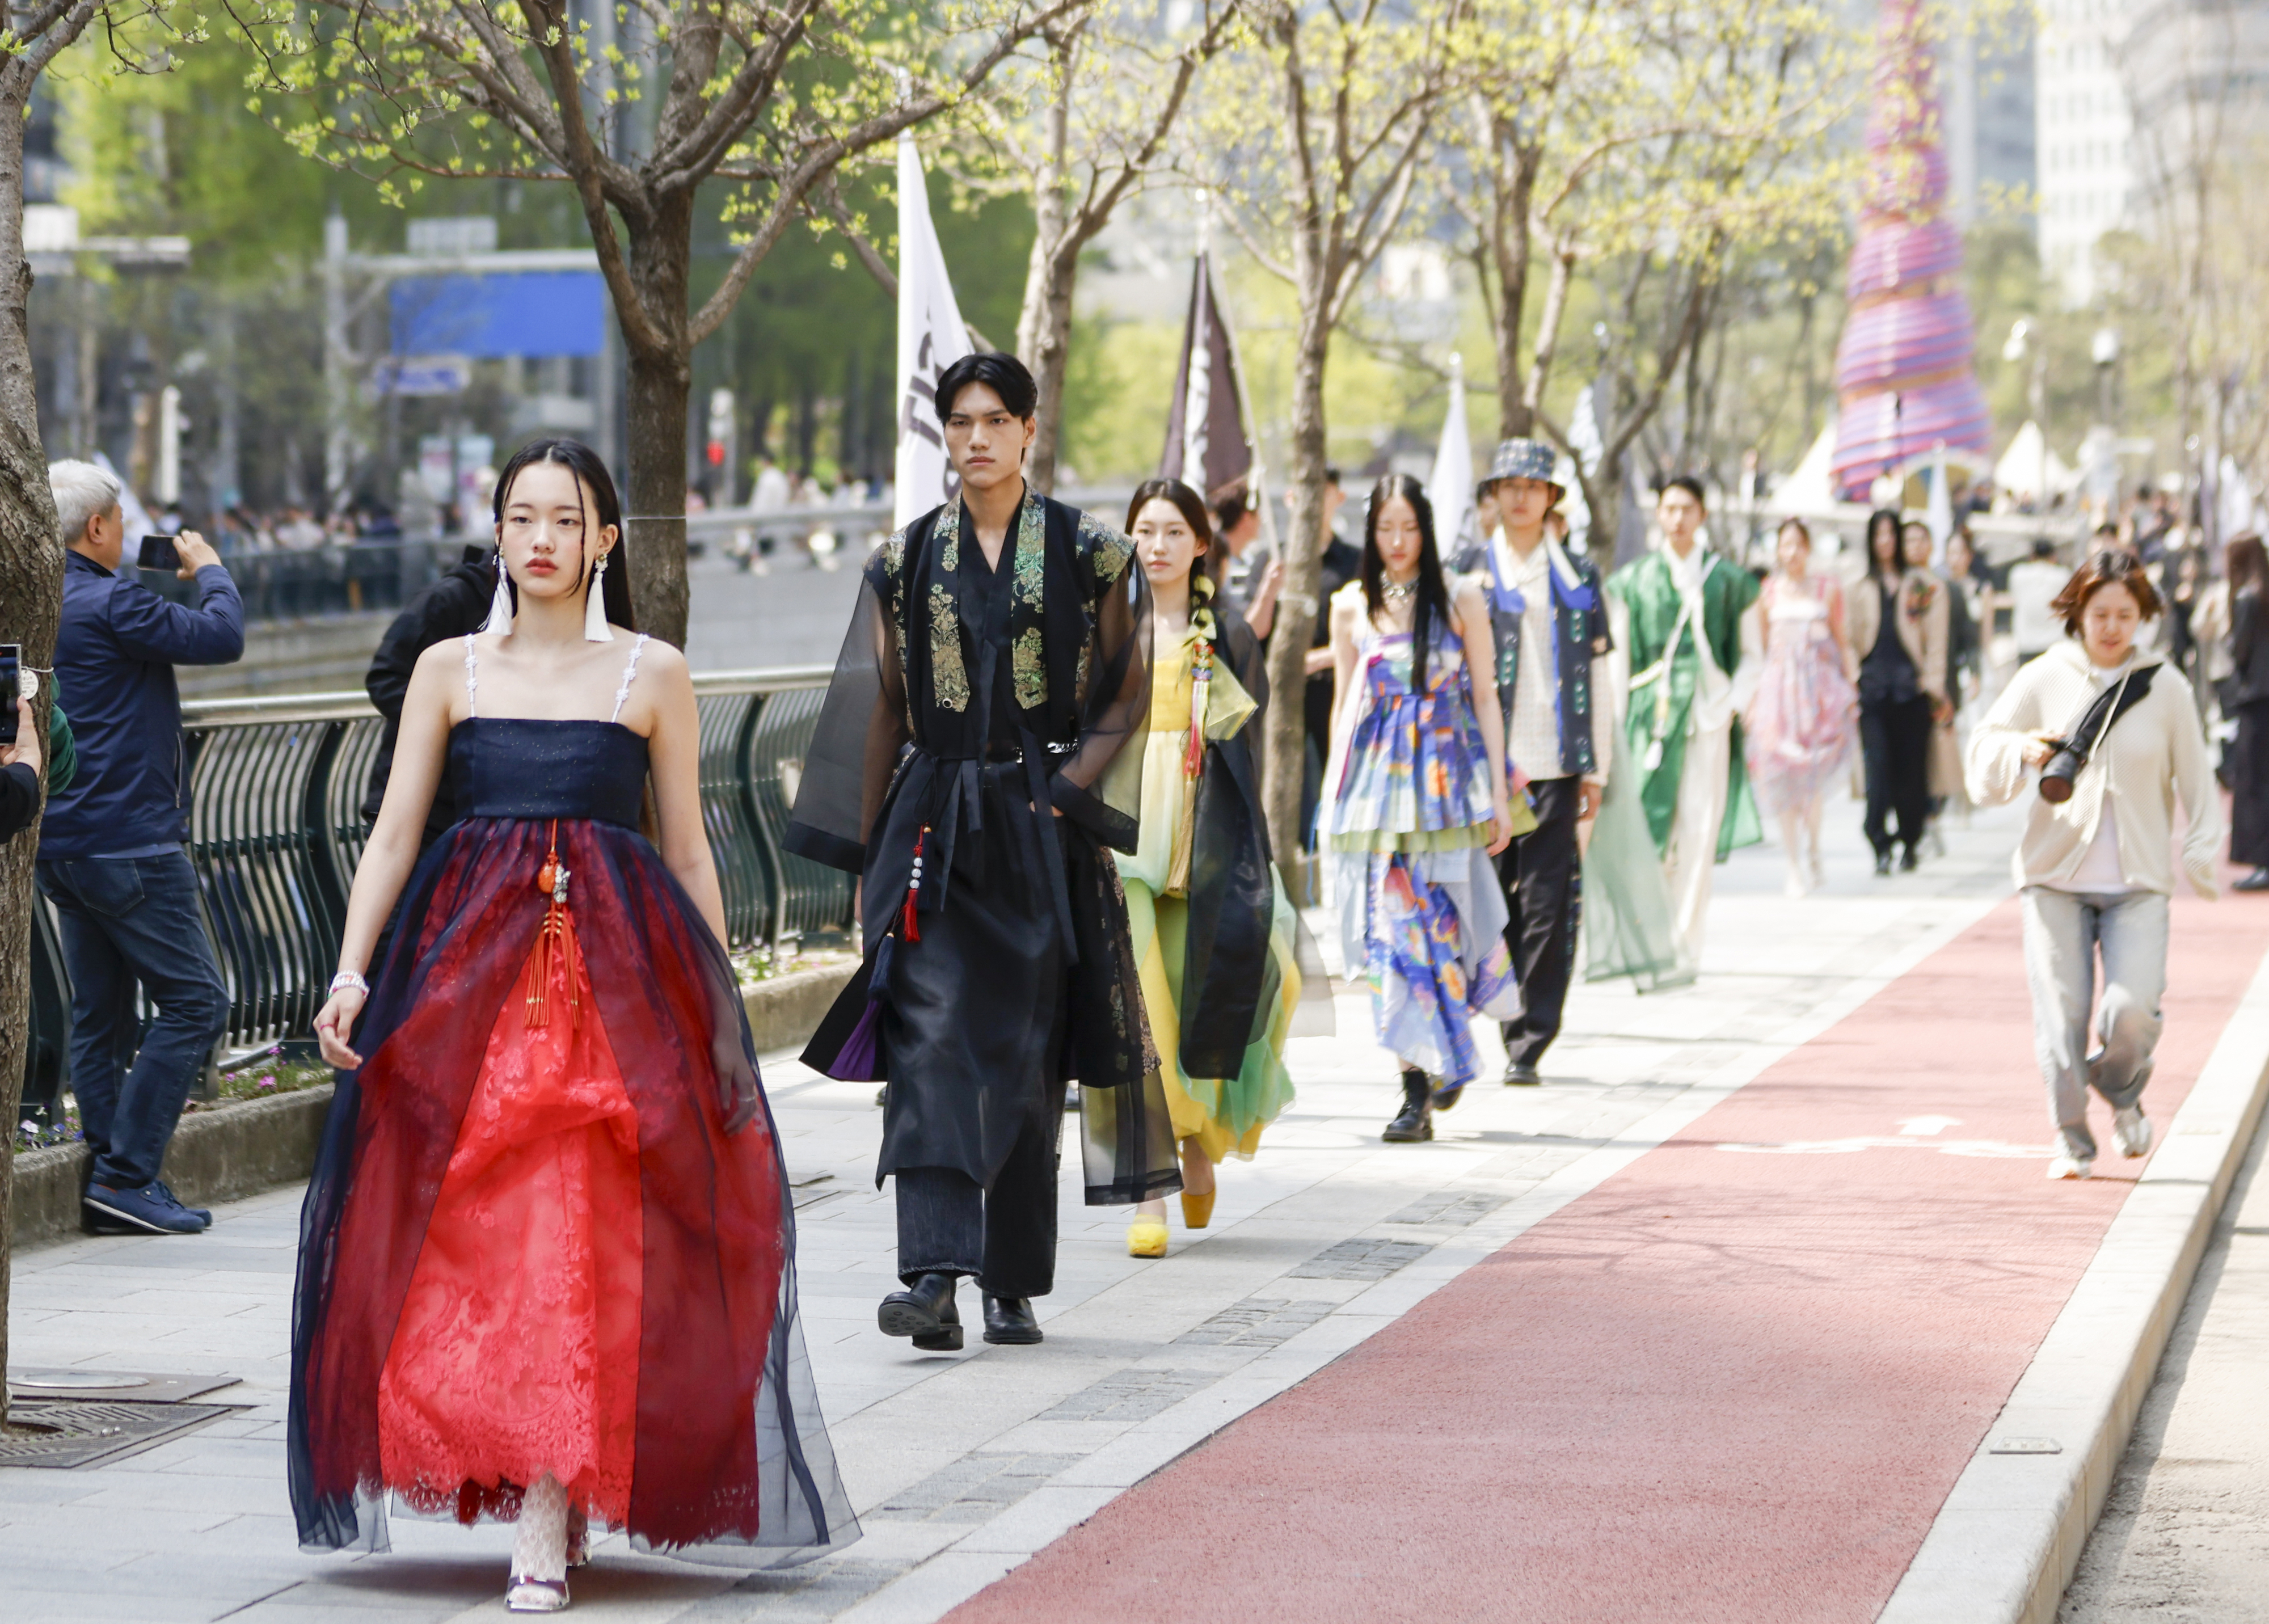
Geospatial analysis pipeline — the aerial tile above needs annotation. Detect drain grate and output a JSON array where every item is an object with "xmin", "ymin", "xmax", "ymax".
[
  {"xmin": 1174, "ymin": 1298, "xmax": 1338, "ymax": 1348},
  {"xmin": 0, "ymin": 1398, "xmax": 238, "ymax": 1469},
  {"xmin": 1385, "ymin": 1191, "xmax": 1509, "ymax": 1228},
  {"xmin": 1035, "ymin": 1368, "xmax": 1213, "ymax": 1426},
  {"xmin": 1287, "ymin": 1237, "xmax": 1433, "ymax": 1281}
]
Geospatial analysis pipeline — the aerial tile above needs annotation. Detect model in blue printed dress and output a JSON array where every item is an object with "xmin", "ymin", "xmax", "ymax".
[{"xmin": 1324, "ymin": 474, "xmax": 1521, "ymax": 1143}]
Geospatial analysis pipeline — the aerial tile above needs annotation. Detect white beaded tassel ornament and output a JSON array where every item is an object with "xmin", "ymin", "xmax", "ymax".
[
  {"xmin": 585, "ymin": 554, "xmax": 614, "ymax": 642},
  {"xmin": 481, "ymin": 566, "xmax": 514, "ymax": 636}
]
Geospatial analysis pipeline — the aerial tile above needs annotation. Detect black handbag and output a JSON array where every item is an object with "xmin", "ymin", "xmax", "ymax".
[{"xmin": 2040, "ymin": 663, "xmax": 2160, "ymax": 804}]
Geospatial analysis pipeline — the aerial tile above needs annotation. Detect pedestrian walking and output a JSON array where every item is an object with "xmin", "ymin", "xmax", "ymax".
[
  {"xmin": 361, "ymin": 542, "xmax": 500, "ymax": 845},
  {"xmin": 1604, "ymin": 478, "xmax": 1761, "ymax": 965},
  {"xmin": 1457, "ymin": 437, "xmax": 1613, "ymax": 1082},
  {"xmin": 1323, "ymin": 474, "xmax": 1519, "ymax": 1143},
  {"xmin": 2222, "ymin": 533, "xmax": 2269, "ymax": 892},
  {"xmin": 39, "ymin": 458, "xmax": 243, "ymax": 1237},
  {"xmin": 1115, "ymin": 479, "xmax": 1319, "ymax": 1258},
  {"xmin": 1847, "ymin": 508, "xmax": 1947, "ymax": 874},
  {"xmin": 1968, "ymin": 550, "xmax": 2221, "ymax": 1181},
  {"xmin": 293, "ymin": 440, "xmax": 855, "ymax": 1606},
  {"xmin": 2007, "ymin": 538, "xmax": 2066, "ymax": 665},
  {"xmin": 1301, "ymin": 467, "xmax": 1359, "ymax": 849},
  {"xmin": 787, "ymin": 352, "xmax": 1174, "ymax": 1353},
  {"xmin": 1905, "ymin": 518, "xmax": 1970, "ymax": 849},
  {"xmin": 1743, "ymin": 517, "xmax": 1857, "ymax": 896}
]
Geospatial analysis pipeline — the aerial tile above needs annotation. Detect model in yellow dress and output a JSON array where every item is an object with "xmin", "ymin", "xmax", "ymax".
[{"xmin": 1119, "ymin": 479, "xmax": 1309, "ymax": 1257}]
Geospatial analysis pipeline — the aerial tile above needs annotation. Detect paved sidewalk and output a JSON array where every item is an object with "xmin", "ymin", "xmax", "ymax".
[
  {"xmin": 5, "ymin": 798, "xmax": 2212, "ymax": 1623},
  {"xmin": 2060, "ymin": 1078, "xmax": 2269, "ymax": 1621}
]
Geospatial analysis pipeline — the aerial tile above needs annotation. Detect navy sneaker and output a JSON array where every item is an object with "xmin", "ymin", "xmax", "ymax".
[
  {"xmin": 84, "ymin": 1180, "xmax": 208, "ymax": 1235},
  {"xmin": 150, "ymin": 1182, "xmax": 213, "ymax": 1228}
]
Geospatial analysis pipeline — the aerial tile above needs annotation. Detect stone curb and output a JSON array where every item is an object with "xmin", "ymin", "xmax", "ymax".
[
  {"xmin": 8, "ymin": 960, "xmax": 855, "ymax": 1254},
  {"xmin": 1879, "ymin": 946, "xmax": 2269, "ymax": 1624}
]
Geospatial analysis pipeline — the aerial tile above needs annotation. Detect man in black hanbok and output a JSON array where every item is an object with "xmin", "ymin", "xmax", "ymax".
[{"xmin": 786, "ymin": 353, "xmax": 1174, "ymax": 1351}]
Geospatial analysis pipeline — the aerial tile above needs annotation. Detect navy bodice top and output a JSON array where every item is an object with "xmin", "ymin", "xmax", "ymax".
[{"xmin": 446, "ymin": 718, "xmax": 650, "ymax": 828}]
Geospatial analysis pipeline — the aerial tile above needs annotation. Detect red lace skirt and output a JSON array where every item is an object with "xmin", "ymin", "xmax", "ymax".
[{"xmin": 374, "ymin": 932, "xmax": 642, "ymax": 1525}]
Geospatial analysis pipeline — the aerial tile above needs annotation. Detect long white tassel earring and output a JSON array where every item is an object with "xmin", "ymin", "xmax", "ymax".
[
  {"xmin": 584, "ymin": 555, "xmax": 614, "ymax": 642},
  {"xmin": 482, "ymin": 567, "xmax": 514, "ymax": 635}
]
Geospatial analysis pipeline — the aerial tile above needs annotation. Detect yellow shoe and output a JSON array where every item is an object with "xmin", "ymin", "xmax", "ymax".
[
  {"xmin": 1180, "ymin": 1189, "xmax": 1216, "ymax": 1230},
  {"xmin": 1127, "ymin": 1218, "xmax": 1169, "ymax": 1257}
]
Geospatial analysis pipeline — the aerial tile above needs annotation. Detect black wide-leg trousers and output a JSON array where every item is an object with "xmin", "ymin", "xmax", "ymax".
[
  {"xmin": 893, "ymin": 1080, "xmax": 1068, "ymax": 1299},
  {"xmin": 1496, "ymin": 775, "xmax": 1584, "ymax": 1071},
  {"xmin": 1860, "ymin": 693, "xmax": 1934, "ymax": 859}
]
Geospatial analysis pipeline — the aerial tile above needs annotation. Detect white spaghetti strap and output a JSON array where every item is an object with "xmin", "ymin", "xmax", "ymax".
[
  {"xmin": 610, "ymin": 633, "xmax": 651, "ymax": 723},
  {"xmin": 462, "ymin": 634, "xmax": 479, "ymax": 719}
]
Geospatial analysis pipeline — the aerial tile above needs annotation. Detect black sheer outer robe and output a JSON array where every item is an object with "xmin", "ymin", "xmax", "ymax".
[
  {"xmin": 786, "ymin": 488, "xmax": 1177, "ymax": 1204},
  {"xmin": 1179, "ymin": 600, "xmax": 1332, "ymax": 1074}
]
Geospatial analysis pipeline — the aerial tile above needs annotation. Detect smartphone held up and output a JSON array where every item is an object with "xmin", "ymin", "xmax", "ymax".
[{"xmin": 0, "ymin": 645, "xmax": 19, "ymax": 746}]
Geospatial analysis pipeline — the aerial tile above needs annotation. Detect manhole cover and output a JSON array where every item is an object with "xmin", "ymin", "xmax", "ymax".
[
  {"xmin": 10, "ymin": 1370, "xmax": 149, "ymax": 1391},
  {"xmin": 0, "ymin": 1399, "xmax": 238, "ymax": 1469},
  {"xmin": 6, "ymin": 1369, "xmax": 239, "ymax": 1404}
]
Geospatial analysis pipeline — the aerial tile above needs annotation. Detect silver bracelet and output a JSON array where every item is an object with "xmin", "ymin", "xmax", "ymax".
[{"xmin": 329, "ymin": 971, "xmax": 370, "ymax": 997}]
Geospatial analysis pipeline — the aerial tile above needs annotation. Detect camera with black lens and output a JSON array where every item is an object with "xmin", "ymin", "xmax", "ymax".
[{"xmin": 2038, "ymin": 739, "xmax": 2087, "ymax": 804}]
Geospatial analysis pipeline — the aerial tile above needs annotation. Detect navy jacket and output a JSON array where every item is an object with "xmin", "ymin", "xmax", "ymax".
[
  {"xmin": 1, "ymin": 762, "xmax": 37, "ymax": 841},
  {"xmin": 1453, "ymin": 533, "xmax": 1610, "ymax": 779},
  {"xmin": 41, "ymin": 550, "xmax": 244, "ymax": 859}
]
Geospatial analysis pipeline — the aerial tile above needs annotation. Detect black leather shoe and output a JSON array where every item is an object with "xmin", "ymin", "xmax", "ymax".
[
  {"xmin": 1899, "ymin": 846, "xmax": 1919, "ymax": 872},
  {"xmin": 1873, "ymin": 851, "xmax": 1893, "ymax": 877},
  {"xmin": 878, "ymin": 1272, "xmax": 963, "ymax": 1351},
  {"xmin": 1503, "ymin": 1063, "xmax": 1541, "ymax": 1086},
  {"xmin": 2237, "ymin": 868, "xmax": 2269, "ymax": 893},
  {"xmin": 981, "ymin": 1294, "xmax": 1043, "ymax": 1344}
]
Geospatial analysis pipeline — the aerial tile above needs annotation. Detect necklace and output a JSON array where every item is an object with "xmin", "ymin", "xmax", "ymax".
[{"xmin": 1381, "ymin": 577, "xmax": 1418, "ymax": 605}]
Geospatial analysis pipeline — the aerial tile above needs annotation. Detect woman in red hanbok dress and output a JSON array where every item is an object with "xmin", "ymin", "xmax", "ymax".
[{"xmin": 289, "ymin": 440, "xmax": 854, "ymax": 1612}]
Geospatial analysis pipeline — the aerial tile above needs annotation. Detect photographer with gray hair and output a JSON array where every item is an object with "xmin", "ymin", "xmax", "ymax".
[{"xmin": 38, "ymin": 458, "xmax": 242, "ymax": 1235}]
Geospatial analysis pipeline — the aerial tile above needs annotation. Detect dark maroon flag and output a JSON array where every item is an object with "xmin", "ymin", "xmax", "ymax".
[{"xmin": 1159, "ymin": 250, "xmax": 1254, "ymax": 503}]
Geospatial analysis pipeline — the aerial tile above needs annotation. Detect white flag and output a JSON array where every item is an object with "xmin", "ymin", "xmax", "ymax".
[
  {"xmin": 1563, "ymin": 378, "xmax": 1606, "ymax": 546},
  {"xmin": 1925, "ymin": 445, "xmax": 1953, "ymax": 567},
  {"xmin": 893, "ymin": 134, "xmax": 973, "ymax": 530},
  {"xmin": 1429, "ymin": 356, "xmax": 1475, "ymax": 559}
]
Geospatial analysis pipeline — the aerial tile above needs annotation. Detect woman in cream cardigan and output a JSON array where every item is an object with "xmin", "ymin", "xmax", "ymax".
[
  {"xmin": 1846, "ymin": 510, "xmax": 1950, "ymax": 874},
  {"xmin": 1968, "ymin": 550, "xmax": 2221, "ymax": 1182}
]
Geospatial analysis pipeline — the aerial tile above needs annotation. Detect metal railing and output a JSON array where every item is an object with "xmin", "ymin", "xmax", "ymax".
[
  {"xmin": 145, "ymin": 538, "xmax": 471, "ymax": 622},
  {"xmin": 24, "ymin": 667, "xmax": 852, "ymax": 1089}
]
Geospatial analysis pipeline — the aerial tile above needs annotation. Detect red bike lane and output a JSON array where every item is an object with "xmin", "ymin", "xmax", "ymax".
[{"xmin": 944, "ymin": 895, "xmax": 2269, "ymax": 1623}]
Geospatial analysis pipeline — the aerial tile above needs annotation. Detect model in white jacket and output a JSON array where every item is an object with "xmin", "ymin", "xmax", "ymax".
[{"xmin": 1966, "ymin": 560, "xmax": 2220, "ymax": 1178}]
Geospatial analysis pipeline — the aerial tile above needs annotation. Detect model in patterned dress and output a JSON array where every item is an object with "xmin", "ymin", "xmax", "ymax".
[
  {"xmin": 1744, "ymin": 517, "xmax": 1858, "ymax": 896},
  {"xmin": 1324, "ymin": 474, "xmax": 1520, "ymax": 1144}
]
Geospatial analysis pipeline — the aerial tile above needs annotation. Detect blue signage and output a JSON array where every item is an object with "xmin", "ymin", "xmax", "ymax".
[{"xmin": 389, "ymin": 271, "xmax": 606, "ymax": 358}]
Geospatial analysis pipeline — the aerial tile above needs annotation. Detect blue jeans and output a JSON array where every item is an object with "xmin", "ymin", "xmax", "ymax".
[
  {"xmin": 37, "ymin": 851, "xmax": 227, "ymax": 1189},
  {"xmin": 2019, "ymin": 887, "xmax": 2168, "ymax": 1162}
]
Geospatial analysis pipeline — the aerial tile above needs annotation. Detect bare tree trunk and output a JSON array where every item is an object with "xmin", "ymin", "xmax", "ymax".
[
  {"xmin": 1260, "ymin": 277, "xmax": 1333, "ymax": 876},
  {"xmin": 1017, "ymin": 41, "xmax": 1077, "ymax": 494},
  {"xmin": 620, "ymin": 199, "xmax": 694, "ymax": 647},
  {"xmin": 624, "ymin": 345, "xmax": 690, "ymax": 644},
  {"xmin": 1019, "ymin": 261, "xmax": 1078, "ymax": 495},
  {"xmin": 1520, "ymin": 244, "xmax": 1576, "ymax": 419},
  {"xmin": 1488, "ymin": 130, "xmax": 1538, "ymax": 438},
  {"xmin": 0, "ymin": 93, "xmax": 66, "ymax": 1432}
]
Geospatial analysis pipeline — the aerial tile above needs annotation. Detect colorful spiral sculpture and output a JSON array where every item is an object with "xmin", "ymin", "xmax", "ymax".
[{"xmin": 1829, "ymin": 0, "xmax": 1993, "ymax": 500}]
